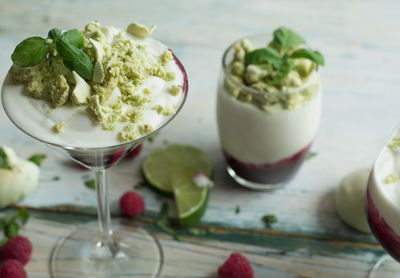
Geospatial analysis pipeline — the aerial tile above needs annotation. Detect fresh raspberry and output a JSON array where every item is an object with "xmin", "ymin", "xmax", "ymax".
[
  {"xmin": 218, "ymin": 253, "xmax": 254, "ymax": 278},
  {"xmin": 126, "ymin": 144, "xmax": 143, "ymax": 159},
  {"xmin": 120, "ymin": 191, "xmax": 145, "ymax": 217},
  {"xmin": 0, "ymin": 260, "xmax": 27, "ymax": 278},
  {"xmin": 0, "ymin": 236, "xmax": 33, "ymax": 265}
]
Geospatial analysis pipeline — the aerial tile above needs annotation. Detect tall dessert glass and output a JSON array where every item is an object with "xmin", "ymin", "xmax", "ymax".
[
  {"xmin": 365, "ymin": 127, "xmax": 400, "ymax": 277},
  {"xmin": 1, "ymin": 53, "xmax": 188, "ymax": 277},
  {"xmin": 216, "ymin": 34, "xmax": 322, "ymax": 190}
]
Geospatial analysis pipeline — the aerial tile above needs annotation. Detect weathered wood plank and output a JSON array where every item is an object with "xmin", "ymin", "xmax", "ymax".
[{"xmin": 13, "ymin": 212, "xmax": 388, "ymax": 278}]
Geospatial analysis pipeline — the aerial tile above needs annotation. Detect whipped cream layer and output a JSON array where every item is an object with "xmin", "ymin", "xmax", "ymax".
[
  {"xmin": 368, "ymin": 128, "xmax": 400, "ymax": 235},
  {"xmin": 2, "ymin": 26, "xmax": 184, "ymax": 148},
  {"xmin": 217, "ymin": 74, "xmax": 321, "ymax": 164}
]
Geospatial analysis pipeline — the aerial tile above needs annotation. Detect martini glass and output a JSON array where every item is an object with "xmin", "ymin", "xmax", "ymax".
[{"xmin": 1, "ymin": 53, "xmax": 188, "ymax": 278}]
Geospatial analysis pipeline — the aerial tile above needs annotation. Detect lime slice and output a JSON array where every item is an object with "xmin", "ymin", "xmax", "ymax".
[{"xmin": 142, "ymin": 144, "xmax": 212, "ymax": 227}]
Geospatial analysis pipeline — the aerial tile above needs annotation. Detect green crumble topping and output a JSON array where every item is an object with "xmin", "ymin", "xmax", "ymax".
[
  {"xmin": 152, "ymin": 105, "xmax": 175, "ymax": 116},
  {"xmin": 143, "ymin": 88, "xmax": 151, "ymax": 95},
  {"xmin": 225, "ymin": 34, "xmax": 320, "ymax": 112},
  {"xmin": 385, "ymin": 173, "xmax": 399, "ymax": 184},
  {"xmin": 168, "ymin": 85, "xmax": 181, "ymax": 96},
  {"xmin": 160, "ymin": 50, "xmax": 173, "ymax": 65},
  {"xmin": 53, "ymin": 122, "xmax": 66, "ymax": 133},
  {"xmin": 119, "ymin": 123, "xmax": 153, "ymax": 142},
  {"xmin": 388, "ymin": 137, "xmax": 400, "ymax": 151}
]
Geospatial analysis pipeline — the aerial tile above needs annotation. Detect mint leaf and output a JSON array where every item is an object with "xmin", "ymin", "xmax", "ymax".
[
  {"xmin": 15, "ymin": 209, "xmax": 30, "ymax": 224},
  {"xmin": 5, "ymin": 222, "xmax": 19, "ymax": 238},
  {"xmin": 48, "ymin": 28, "xmax": 62, "ymax": 40},
  {"xmin": 56, "ymin": 39, "xmax": 93, "ymax": 80},
  {"xmin": 273, "ymin": 27, "xmax": 305, "ymax": 50},
  {"xmin": 84, "ymin": 179, "xmax": 96, "ymax": 190},
  {"xmin": 0, "ymin": 148, "xmax": 11, "ymax": 170},
  {"xmin": 262, "ymin": 214, "xmax": 278, "ymax": 228},
  {"xmin": 28, "ymin": 153, "xmax": 46, "ymax": 166},
  {"xmin": 61, "ymin": 29, "xmax": 84, "ymax": 48},
  {"xmin": 290, "ymin": 48, "xmax": 325, "ymax": 66},
  {"xmin": 271, "ymin": 58, "xmax": 294, "ymax": 84},
  {"xmin": 245, "ymin": 47, "xmax": 282, "ymax": 68},
  {"xmin": 11, "ymin": 37, "xmax": 49, "ymax": 67}
]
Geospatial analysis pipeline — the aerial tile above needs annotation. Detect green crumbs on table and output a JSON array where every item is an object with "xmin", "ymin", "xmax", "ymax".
[
  {"xmin": 306, "ymin": 152, "xmax": 318, "ymax": 160},
  {"xmin": 262, "ymin": 214, "xmax": 278, "ymax": 228},
  {"xmin": 235, "ymin": 206, "xmax": 241, "ymax": 214},
  {"xmin": 84, "ymin": 179, "xmax": 96, "ymax": 190},
  {"xmin": 142, "ymin": 144, "xmax": 212, "ymax": 228},
  {"xmin": 28, "ymin": 153, "xmax": 47, "ymax": 166}
]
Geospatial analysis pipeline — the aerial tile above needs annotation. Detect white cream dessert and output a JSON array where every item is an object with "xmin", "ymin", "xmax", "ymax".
[
  {"xmin": 366, "ymin": 128, "xmax": 400, "ymax": 261},
  {"xmin": 216, "ymin": 27, "xmax": 324, "ymax": 186},
  {"xmin": 2, "ymin": 22, "xmax": 185, "ymax": 148},
  {"xmin": 0, "ymin": 146, "xmax": 39, "ymax": 208},
  {"xmin": 335, "ymin": 168, "xmax": 371, "ymax": 233},
  {"xmin": 217, "ymin": 72, "xmax": 320, "ymax": 164}
]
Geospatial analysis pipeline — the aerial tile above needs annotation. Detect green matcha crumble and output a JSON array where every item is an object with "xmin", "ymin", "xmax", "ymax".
[
  {"xmin": 388, "ymin": 137, "xmax": 400, "ymax": 151},
  {"xmin": 168, "ymin": 85, "xmax": 181, "ymax": 96},
  {"xmin": 54, "ymin": 122, "xmax": 66, "ymax": 133},
  {"xmin": 160, "ymin": 50, "xmax": 173, "ymax": 65},
  {"xmin": 152, "ymin": 105, "xmax": 175, "ymax": 116},
  {"xmin": 385, "ymin": 173, "xmax": 399, "ymax": 184},
  {"xmin": 143, "ymin": 88, "xmax": 151, "ymax": 95}
]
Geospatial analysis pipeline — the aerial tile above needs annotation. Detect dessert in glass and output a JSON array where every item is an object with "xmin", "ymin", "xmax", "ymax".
[
  {"xmin": 365, "ymin": 128, "xmax": 400, "ymax": 277},
  {"xmin": 1, "ymin": 21, "xmax": 188, "ymax": 277},
  {"xmin": 216, "ymin": 27, "xmax": 324, "ymax": 190}
]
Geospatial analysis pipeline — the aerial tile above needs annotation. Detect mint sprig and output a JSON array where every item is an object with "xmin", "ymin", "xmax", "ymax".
[
  {"xmin": 11, "ymin": 28, "xmax": 93, "ymax": 80},
  {"xmin": 244, "ymin": 26, "xmax": 324, "ymax": 83},
  {"xmin": 0, "ymin": 148, "xmax": 12, "ymax": 170},
  {"xmin": 56, "ymin": 39, "xmax": 93, "ymax": 80},
  {"xmin": 0, "ymin": 209, "xmax": 30, "ymax": 239}
]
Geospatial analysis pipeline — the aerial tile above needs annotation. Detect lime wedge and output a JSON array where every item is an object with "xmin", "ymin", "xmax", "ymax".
[{"xmin": 142, "ymin": 144, "xmax": 212, "ymax": 227}]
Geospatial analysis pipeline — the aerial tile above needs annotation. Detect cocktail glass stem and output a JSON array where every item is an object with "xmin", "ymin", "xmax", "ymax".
[{"xmin": 94, "ymin": 168, "xmax": 119, "ymax": 258}]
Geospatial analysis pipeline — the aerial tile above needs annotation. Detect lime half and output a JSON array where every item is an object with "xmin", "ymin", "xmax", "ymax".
[{"xmin": 142, "ymin": 144, "xmax": 212, "ymax": 227}]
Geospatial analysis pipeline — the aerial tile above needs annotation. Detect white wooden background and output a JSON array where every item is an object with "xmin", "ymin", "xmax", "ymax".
[{"xmin": 1, "ymin": 0, "xmax": 400, "ymax": 277}]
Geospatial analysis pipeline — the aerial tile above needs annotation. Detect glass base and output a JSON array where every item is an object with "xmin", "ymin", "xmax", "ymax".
[
  {"xmin": 227, "ymin": 166, "xmax": 286, "ymax": 190},
  {"xmin": 50, "ymin": 221, "xmax": 163, "ymax": 278},
  {"xmin": 369, "ymin": 255, "xmax": 400, "ymax": 278}
]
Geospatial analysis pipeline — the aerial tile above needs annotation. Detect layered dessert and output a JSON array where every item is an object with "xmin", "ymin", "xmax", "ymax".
[
  {"xmin": 2, "ymin": 22, "xmax": 186, "ymax": 148},
  {"xmin": 216, "ymin": 27, "xmax": 324, "ymax": 187},
  {"xmin": 366, "ymin": 129, "xmax": 400, "ymax": 262}
]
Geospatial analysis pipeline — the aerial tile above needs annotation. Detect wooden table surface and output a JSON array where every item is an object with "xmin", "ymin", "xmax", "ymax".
[{"xmin": 1, "ymin": 0, "xmax": 400, "ymax": 277}]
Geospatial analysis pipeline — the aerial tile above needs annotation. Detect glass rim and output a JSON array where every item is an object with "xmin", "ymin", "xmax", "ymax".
[
  {"xmin": 221, "ymin": 32, "xmax": 319, "ymax": 96},
  {"xmin": 1, "ymin": 51, "xmax": 189, "ymax": 151}
]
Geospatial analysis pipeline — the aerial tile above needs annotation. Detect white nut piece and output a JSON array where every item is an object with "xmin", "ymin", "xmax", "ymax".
[
  {"xmin": 126, "ymin": 22, "xmax": 156, "ymax": 38},
  {"xmin": 71, "ymin": 71, "xmax": 91, "ymax": 105}
]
